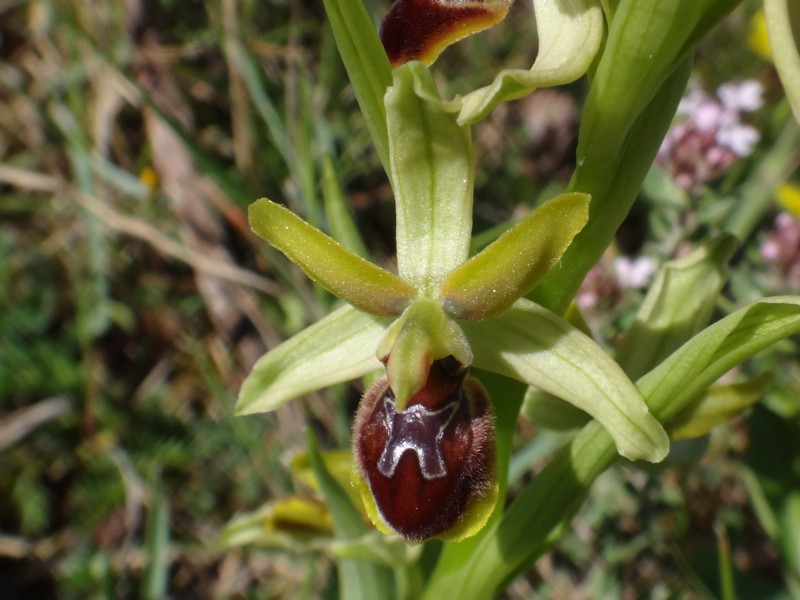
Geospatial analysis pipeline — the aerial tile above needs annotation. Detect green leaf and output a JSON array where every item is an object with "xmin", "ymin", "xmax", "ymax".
[
  {"xmin": 457, "ymin": 0, "xmax": 604, "ymax": 124},
  {"xmin": 640, "ymin": 296, "xmax": 800, "ymax": 423},
  {"xmin": 668, "ymin": 373, "xmax": 773, "ymax": 440},
  {"xmin": 386, "ymin": 63, "xmax": 474, "ymax": 293},
  {"xmin": 441, "ymin": 192, "xmax": 590, "ymax": 320},
  {"xmin": 236, "ymin": 305, "xmax": 387, "ymax": 415},
  {"xmin": 765, "ymin": 0, "xmax": 800, "ymax": 123},
  {"xmin": 463, "ymin": 299, "xmax": 669, "ymax": 463},
  {"xmin": 577, "ymin": 0, "xmax": 739, "ymax": 162},
  {"xmin": 249, "ymin": 198, "xmax": 413, "ymax": 316},
  {"xmin": 322, "ymin": 0, "xmax": 393, "ymax": 172},
  {"xmin": 307, "ymin": 431, "xmax": 397, "ymax": 600},
  {"xmin": 531, "ymin": 57, "xmax": 693, "ymax": 314},
  {"xmin": 616, "ymin": 234, "xmax": 738, "ymax": 379},
  {"xmin": 533, "ymin": 0, "xmax": 740, "ymax": 314}
]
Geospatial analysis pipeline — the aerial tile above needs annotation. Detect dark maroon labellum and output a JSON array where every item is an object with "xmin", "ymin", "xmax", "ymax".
[
  {"xmin": 381, "ymin": 0, "xmax": 488, "ymax": 66},
  {"xmin": 353, "ymin": 361, "xmax": 495, "ymax": 542}
]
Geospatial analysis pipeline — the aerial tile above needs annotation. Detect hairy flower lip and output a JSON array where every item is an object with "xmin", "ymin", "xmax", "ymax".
[{"xmin": 352, "ymin": 366, "xmax": 497, "ymax": 543}]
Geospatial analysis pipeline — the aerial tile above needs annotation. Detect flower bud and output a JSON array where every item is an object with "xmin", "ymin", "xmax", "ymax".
[{"xmin": 352, "ymin": 360, "xmax": 497, "ymax": 543}]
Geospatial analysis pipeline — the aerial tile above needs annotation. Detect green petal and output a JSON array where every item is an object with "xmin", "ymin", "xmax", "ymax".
[
  {"xmin": 387, "ymin": 63, "xmax": 474, "ymax": 292},
  {"xmin": 765, "ymin": 0, "xmax": 800, "ymax": 122},
  {"xmin": 249, "ymin": 198, "xmax": 413, "ymax": 316},
  {"xmin": 463, "ymin": 299, "xmax": 669, "ymax": 462},
  {"xmin": 441, "ymin": 192, "xmax": 590, "ymax": 320},
  {"xmin": 236, "ymin": 305, "xmax": 387, "ymax": 415},
  {"xmin": 458, "ymin": 0, "xmax": 604, "ymax": 125}
]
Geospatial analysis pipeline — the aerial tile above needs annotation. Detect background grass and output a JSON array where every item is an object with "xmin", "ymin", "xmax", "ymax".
[{"xmin": 1, "ymin": 0, "xmax": 799, "ymax": 598}]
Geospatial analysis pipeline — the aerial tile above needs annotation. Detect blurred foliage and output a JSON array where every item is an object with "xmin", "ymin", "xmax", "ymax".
[{"xmin": 0, "ymin": 0, "xmax": 798, "ymax": 598}]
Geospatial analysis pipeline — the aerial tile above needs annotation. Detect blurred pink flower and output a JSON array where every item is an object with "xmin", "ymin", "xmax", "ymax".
[
  {"xmin": 577, "ymin": 253, "xmax": 656, "ymax": 312},
  {"xmin": 658, "ymin": 80, "xmax": 763, "ymax": 192},
  {"xmin": 760, "ymin": 212, "xmax": 800, "ymax": 289}
]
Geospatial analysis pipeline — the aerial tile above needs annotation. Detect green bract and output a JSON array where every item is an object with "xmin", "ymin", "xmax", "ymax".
[{"xmin": 237, "ymin": 62, "xmax": 669, "ymax": 465}]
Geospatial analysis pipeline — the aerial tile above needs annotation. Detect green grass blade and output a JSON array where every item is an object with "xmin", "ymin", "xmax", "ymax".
[
  {"xmin": 141, "ymin": 474, "xmax": 170, "ymax": 600},
  {"xmin": 323, "ymin": 0, "xmax": 392, "ymax": 173}
]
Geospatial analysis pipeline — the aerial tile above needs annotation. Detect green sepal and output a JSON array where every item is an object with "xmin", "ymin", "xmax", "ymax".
[
  {"xmin": 441, "ymin": 193, "xmax": 590, "ymax": 320},
  {"xmin": 386, "ymin": 63, "xmax": 474, "ymax": 292},
  {"xmin": 668, "ymin": 373, "xmax": 773, "ymax": 441},
  {"xmin": 765, "ymin": 0, "xmax": 800, "ymax": 123},
  {"xmin": 377, "ymin": 299, "xmax": 472, "ymax": 411},
  {"xmin": 462, "ymin": 299, "xmax": 669, "ymax": 463},
  {"xmin": 249, "ymin": 198, "xmax": 413, "ymax": 316},
  {"xmin": 236, "ymin": 305, "xmax": 387, "ymax": 415},
  {"xmin": 616, "ymin": 234, "xmax": 737, "ymax": 379},
  {"xmin": 457, "ymin": 0, "xmax": 604, "ymax": 125}
]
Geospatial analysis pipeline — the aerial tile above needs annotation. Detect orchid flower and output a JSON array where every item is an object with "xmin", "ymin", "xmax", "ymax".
[
  {"xmin": 236, "ymin": 62, "xmax": 668, "ymax": 543},
  {"xmin": 380, "ymin": 0, "xmax": 605, "ymax": 124}
]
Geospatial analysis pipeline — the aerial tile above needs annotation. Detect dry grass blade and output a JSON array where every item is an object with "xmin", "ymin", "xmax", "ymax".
[{"xmin": 0, "ymin": 396, "xmax": 72, "ymax": 451}]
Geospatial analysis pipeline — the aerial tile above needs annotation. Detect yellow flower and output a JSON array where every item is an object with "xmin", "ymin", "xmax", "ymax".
[
  {"xmin": 748, "ymin": 9, "xmax": 772, "ymax": 59},
  {"xmin": 776, "ymin": 182, "xmax": 800, "ymax": 218}
]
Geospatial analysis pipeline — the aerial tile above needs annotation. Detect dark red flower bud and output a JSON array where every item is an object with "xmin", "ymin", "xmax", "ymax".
[
  {"xmin": 380, "ymin": 0, "xmax": 511, "ymax": 67},
  {"xmin": 352, "ymin": 361, "xmax": 496, "ymax": 542}
]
